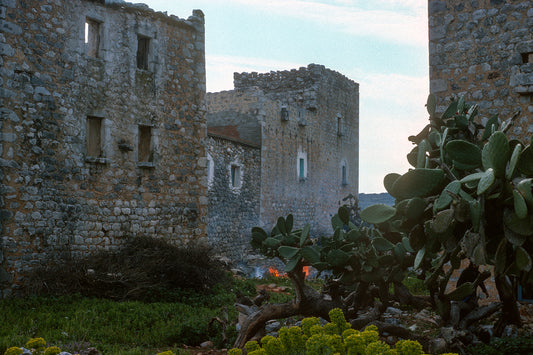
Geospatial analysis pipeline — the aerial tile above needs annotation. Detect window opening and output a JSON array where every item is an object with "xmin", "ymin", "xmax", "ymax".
[
  {"xmin": 85, "ymin": 18, "xmax": 101, "ymax": 57},
  {"xmin": 342, "ymin": 165, "xmax": 347, "ymax": 185},
  {"xmin": 298, "ymin": 108, "xmax": 305, "ymax": 124},
  {"xmin": 337, "ymin": 115, "xmax": 343, "ymax": 137},
  {"xmin": 521, "ymin": 52, "xmax": 533, "ymax": 64},
  {"xmin": 138, "ymin": 125, "xmax": 152, "ymax": 162},
  {"xmin": 86, "ymin": 116, "xmax": 103, "ymax": 157},
  {"xmin": 299, "ymin": 158, "xmax": 305, "ymax": 179},
  {"xmin": 207, "ymin": 154, "xmax": 214, "ymax": 187},
  {"xmin": 280, "ymin": 106, "xmax": 289, "ymax": 121},
  {"xmin": 137, "ymin": 36, "xmax": 150, "ymax": 70},
  {"xmin": 231, "ymin": 164, "xmax": 241, "ymax": 188}
]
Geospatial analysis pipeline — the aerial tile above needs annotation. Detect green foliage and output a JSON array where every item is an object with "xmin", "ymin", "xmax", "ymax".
[
  {"xmin": 43, "ymin": 346, "xmax": 61, "ymax": 355},
  {"xmin": 360, "ymin": 204, "xmax": 396, "ymax": 224},
  {"xmin": 395, "ymin": 339, "xmax": 424, "ymax": 355},
  {"xmin": 251, "ymin": 94, "xmax": 533, "ymax": 331},
  {"xmin": 232, "ymin": 309, "xmax": 453, "ymax": 355},
  {"xmin": 467, "ymin": 336, "xmax": 533, "ymax": 355},
  {"xmin": 389, "ymin": 169, "xmax": 445, "ymax": 200},
  {"xmin": 367, "ymin": 95, "xmax": 533, "ymax": 321},
  {"xmin": 26, "ymin": 338, "xmax": 46, "ymax": 350},
  {"xmin": 252, "ymin": 215, "xmax": 312, "ymax": 272},
  {"xmin": 0, "ymin": 275, "xmax": 259, "ymax": 354}
]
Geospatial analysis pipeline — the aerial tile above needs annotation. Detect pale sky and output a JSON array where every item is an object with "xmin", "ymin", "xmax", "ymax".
[{"xmin": 142, "ymin": 0, "xmax": 430, "ymax": 193}]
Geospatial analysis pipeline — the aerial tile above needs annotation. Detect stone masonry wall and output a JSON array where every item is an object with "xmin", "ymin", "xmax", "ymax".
[
  {"xmin": 429, "ymin": 0, "xmax": 533, "ymax": 138},
  {"xmin": 0, "ymin": 0, "xmax": 206, "ymax": 296},
  {"xmin": 206, "ymin": 88, "xmax": 262, "ymax": 144},
  {"xmin": 236, "ymin": 64, "xmax": 359, "ymax": 236},
  {"xmin": 206, "ymin": 135, "xmax": 260, "ymax": 261}
]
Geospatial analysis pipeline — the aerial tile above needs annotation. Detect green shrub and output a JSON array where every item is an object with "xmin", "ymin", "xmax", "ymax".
[
  {"xmin": 43, "ymin": 346, "xmax": 61, "ymax": 355},
  {"xmin": 229, "ymin": 309, "xmax": 457, "ymax": 355},
  {"xmin": 0, "ymin": 286, "xmax": 243, "ymax": 354},
  {"xmin": 468, "ymin": 336, "xmax": 533, "ymax": 355}
]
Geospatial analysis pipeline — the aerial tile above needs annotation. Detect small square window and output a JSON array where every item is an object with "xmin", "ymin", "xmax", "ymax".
[
  {"xmin": 85, "ymin": 18, "xmax": 101, "ymax": 58},
  {"xmin": 86, "ymin": 116, "xmax": 103, "ymax": 157},
  {"xmin": 138, "ymin": 125, "xmax": 152, "ymax": 162},
  {"xmin": 231, "ymin": 164, "xmax": 242, "ymax": 188},
  {"xmin": 137, "ymin": 36, "xmax": 150, "ymax": 70},
  {"xmin": 521, "ymin": 52, "xmax": 533, "ymax": 64}
]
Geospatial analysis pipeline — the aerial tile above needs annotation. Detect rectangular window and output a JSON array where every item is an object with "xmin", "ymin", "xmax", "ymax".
[
  {"xmin": 231, "ymin": 165, "xmax": 241, "ymax": 188},
  {"xmin": 137, "ymin": 36, "xmax": 150, "ymax": 70},
  {"xmin": 337, "ymin": 115, "xmax": 343, "ymax": 137},
  {"xmin": 86, "ymin": 116, "xmax": 103, "ymax": 157},
  {"xmin": 280, "ymin": 107, "xmax": 289, "ymax": 121},
  {"xmin": 85, "ymin": 18, "xmax": 100, "ymax": 58},
  {"xmin": 138, "ymin": 125, "xmax": 152, "ymax": 162},
  {"xmin": 342, "ymin": 165, "xmax": 347, "ymax": 185},
  {"xmin": 299, "ymin": 158, "xmax": 305, "ymax": 179}
]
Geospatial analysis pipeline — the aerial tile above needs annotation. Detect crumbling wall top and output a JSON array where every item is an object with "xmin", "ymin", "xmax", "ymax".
[
  {"xmin": 89, "ymin": 0, "xmax": 204, "ymax": 31},
  {"xmin": 233, "ymin": 64, "xmax": 358, "ymax": 110},
  {"xmin": 233, "ymin": 64, "xmax": 358, "ymax": 93}
]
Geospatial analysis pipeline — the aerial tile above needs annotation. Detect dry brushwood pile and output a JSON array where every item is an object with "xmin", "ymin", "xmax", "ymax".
[
  {"xmin": 23, "ymin": 236, "xmax": 226, "ymax": 301},
  {"xmin": 235, "ymin": 95, "xmax": 533, "ymax": 354}
]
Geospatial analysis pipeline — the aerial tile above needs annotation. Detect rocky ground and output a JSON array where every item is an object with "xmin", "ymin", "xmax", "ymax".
[{"xmin": 182, "ymin": 281, "xmax": 533, "ymax": 354}]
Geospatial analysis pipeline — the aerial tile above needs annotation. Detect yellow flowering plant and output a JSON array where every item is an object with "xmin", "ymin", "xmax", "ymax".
[
  {"xmin": 25, "ymin": 338, "xmax": 46, "ymax": 350},
  {"xmin": 4, "ymin": 347, "xmax": 23, "ymax": 355},
  {"xmin": 230, "ymin": 308, "xmax": 458, "ymax": 355}
]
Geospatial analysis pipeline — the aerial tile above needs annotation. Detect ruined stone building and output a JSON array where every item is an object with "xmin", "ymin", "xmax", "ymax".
[
  {"xmin": 429, "ymin": 0, "xmax": 533, "ymax": 137},
  {"xmin": 0, "ymin": 0, "xmax": 360, "ymax": 295},
  {"xmin": 206, "ymin": 65, "xmax": 359, "ymax": 261},
  {"xmin": 0, "ymin": 0, "xmax": 207, "ymax": 296}
]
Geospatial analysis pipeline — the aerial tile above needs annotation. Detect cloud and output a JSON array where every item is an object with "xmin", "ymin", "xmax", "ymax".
[
  {"xmin": 355, "ymin": 71, "xmax": 430, "ymax": 192},
  {"xmin": 229, "ymin": 0, "xmax": 427, "ymax": 47}
]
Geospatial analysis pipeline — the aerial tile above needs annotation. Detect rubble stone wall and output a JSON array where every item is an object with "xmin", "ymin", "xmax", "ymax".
[
  {"xmin": 429, "ymin": 0, "xmax": 533, "ymax": 137},
  {"xmin": 206, "ymin": 135, "xmax": 260, "ymax": 261},
  {"xmin": 0, "ymin": 0, "xmax": 206, "ymax": 296}
]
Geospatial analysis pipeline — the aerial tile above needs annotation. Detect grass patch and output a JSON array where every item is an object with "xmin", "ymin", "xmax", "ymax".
[
  {"xmin": 403, "ymin": 274, "xmax": 429, "ymax": 296},
  {"xmin": 0, "ymin": 294, "xmax": 225, "ymax": 354},
  {"xmin": 0, "ymin": 276, "xmax": 259, "ymax": 355}
]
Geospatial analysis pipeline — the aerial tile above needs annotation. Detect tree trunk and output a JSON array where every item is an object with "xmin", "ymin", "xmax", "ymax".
[
  {"xmin": 459, "ymin": 302, "xmax": 501, "ymax": 329},
  {"xmin": 494, "ymin": 273, "xmax": 521, "ymax": 336},
  {"xmin": 233, "ymin": 268, "xmax": 343, "ymax": 348},
  {"xmin": 393, "ymin": 282, "xmax": 431, "ymax": 310}
]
